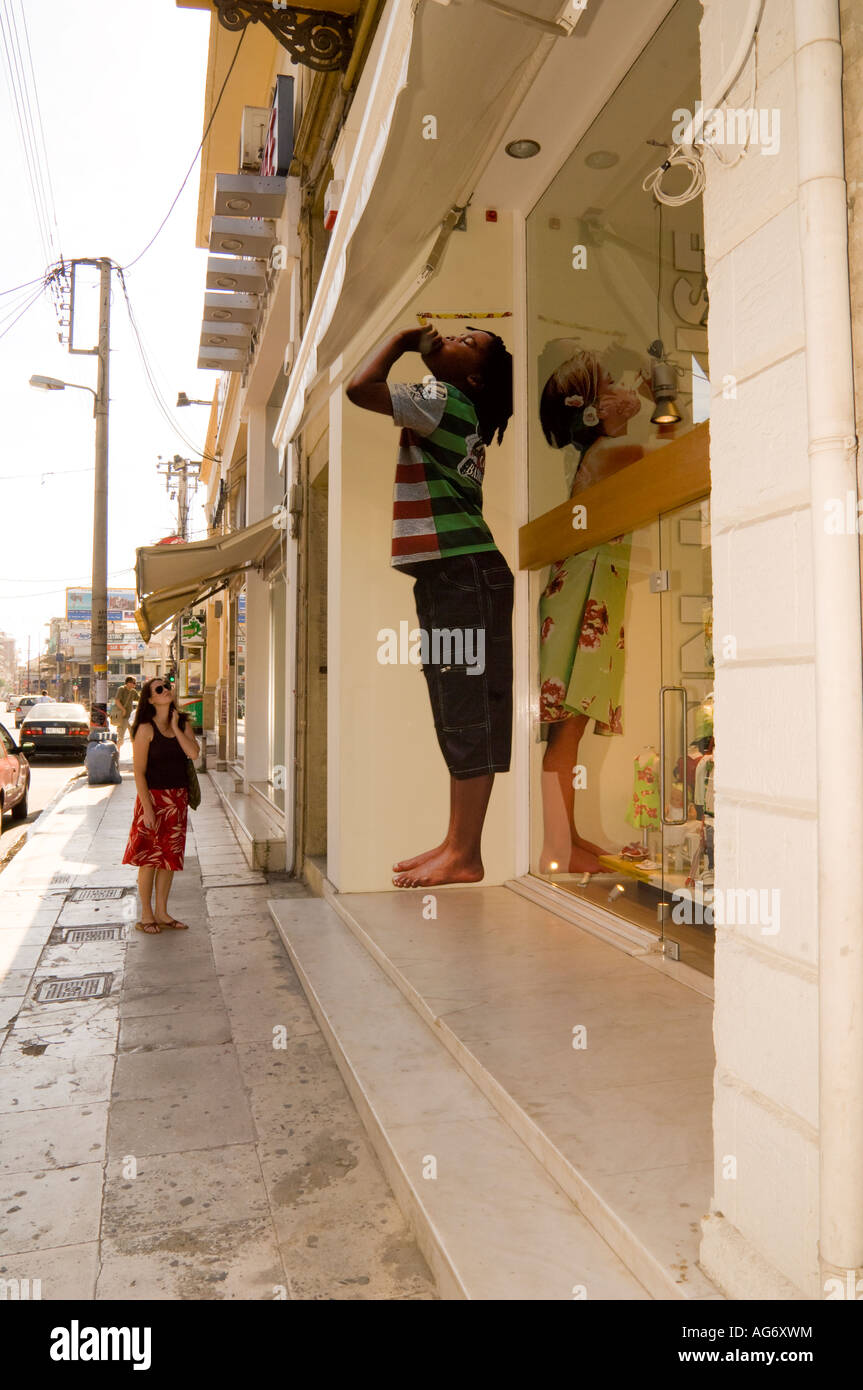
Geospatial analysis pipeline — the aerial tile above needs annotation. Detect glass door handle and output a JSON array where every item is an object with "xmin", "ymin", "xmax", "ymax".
[{"xmin": 659, "ymin": 684, "xmax": 688, "ymax": 826}]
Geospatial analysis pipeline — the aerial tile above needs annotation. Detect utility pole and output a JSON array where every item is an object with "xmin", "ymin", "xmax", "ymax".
[
  {"xmin": 91, "ymin": 258, "xmax": 111, "ymax": 715},
  {"xmin": 157, "ymin": 455, "xmax": 200, "ymax": 683}
]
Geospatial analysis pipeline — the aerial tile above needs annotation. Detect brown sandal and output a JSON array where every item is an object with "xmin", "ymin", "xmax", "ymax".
[
  {"xmin": 156, "ymin": 917, "xmax": 189, "ymax": 931},
  {"xmin": 135, "ymin": 920, "xmax": 161, "ymax": 934}
]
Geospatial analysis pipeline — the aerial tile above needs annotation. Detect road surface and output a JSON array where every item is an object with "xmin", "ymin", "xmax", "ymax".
[{"xmin": 0, "ymin": 752, "xmax": 86, "ymax": 867}]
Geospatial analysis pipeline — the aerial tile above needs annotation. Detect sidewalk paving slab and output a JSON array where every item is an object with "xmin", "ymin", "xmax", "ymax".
[{"xmin": 0, "ymin": 758, "xmax": 436, "ymax": 1301}]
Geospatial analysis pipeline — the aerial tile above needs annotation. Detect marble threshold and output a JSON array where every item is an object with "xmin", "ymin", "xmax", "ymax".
[{"xmin": 297, "ymin": 876, "xmax": 722, "ymax": 1301}]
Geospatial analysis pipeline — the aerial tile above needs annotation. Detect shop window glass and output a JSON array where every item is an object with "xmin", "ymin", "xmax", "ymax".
[{"xmin": 525, "ymin": 0, "xmax": 714, "ymax": 974}]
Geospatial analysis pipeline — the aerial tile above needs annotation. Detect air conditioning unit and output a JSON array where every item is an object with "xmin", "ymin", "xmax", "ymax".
[{"xmin": 240, "ymin": 106, "xmax": 270, "ymax": 173}]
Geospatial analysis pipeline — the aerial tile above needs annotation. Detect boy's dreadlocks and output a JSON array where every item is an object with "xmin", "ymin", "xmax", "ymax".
[{"xmin": 469, "ymin": 328, "xmax": 513, "ymax": 447}]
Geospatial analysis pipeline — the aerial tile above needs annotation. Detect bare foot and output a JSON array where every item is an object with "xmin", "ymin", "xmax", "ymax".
[
  {"xmin": 569, "ymin": 845, "xmax": 602, "ymax": 874},
  {"xmin": 393, "ymin": 847, "xmax": 484, "ymax": 888},
  {"xmin": 572, "ymin": 831, "xmax": 608, "ymax": 859},
  {"xmin": 393, "ymin": 840, "xmax": 447, "ymax": 873},
  {"xmin": 539, "ymin": 848, "xmax": 569, "ymax": 873}
]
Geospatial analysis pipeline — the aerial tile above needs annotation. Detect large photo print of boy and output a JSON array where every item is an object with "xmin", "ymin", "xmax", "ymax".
[{"xmin": 346, "ymin": 321, "xmax": 513, "ymax": 889}]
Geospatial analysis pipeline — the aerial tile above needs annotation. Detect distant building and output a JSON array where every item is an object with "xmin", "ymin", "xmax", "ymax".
[{"xmin": 0, "ymin": 632, "xmax": 16, "ymax": 693}]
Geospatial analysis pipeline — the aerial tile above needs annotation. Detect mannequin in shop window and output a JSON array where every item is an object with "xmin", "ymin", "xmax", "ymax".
[{"xmin": 538, "ymin": 348, "xmax": 669, "ymax": 875}]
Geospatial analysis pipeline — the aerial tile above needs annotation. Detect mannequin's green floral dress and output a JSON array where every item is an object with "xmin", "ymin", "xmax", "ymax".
[
  {"xmin": 539, "ymin": 537, "xmax": 631, "ymax": 732},
  {"xmin": 538, "ymin": 438, "xmax": 631, "ymax": 734}
]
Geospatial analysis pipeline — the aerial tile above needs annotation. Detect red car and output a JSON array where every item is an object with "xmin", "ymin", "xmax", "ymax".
[{"xmin": 0, "ymin": 721, "xmax": 31, "ymax": 822}]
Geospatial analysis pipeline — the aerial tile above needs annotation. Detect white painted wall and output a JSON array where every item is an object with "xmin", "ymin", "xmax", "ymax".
[{"xmin": 698, "ymin": 0, "xmax": 824, "ymax": 1299}]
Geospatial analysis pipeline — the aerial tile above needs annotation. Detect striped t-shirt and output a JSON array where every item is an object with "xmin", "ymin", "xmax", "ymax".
[{"xmin": 389, "ymin": 381, "xmax": 498, "ymax": 568}]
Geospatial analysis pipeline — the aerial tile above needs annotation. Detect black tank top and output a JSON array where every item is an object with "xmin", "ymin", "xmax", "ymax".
[{"xmin": 146, "ymin": 723, "xmax": 188, "ymax": 790}]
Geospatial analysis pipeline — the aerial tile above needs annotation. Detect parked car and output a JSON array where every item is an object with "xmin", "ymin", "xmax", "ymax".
[
  {"xmin": 0, "ymin": 721, "xmax": 31, "ymax": 821},
  {"xmin": 14, "ymin": 694, "xmax": 52, "ymax": 728},
  {"xmin": 20, "ymin": 703, "xmax": 90, "ymax": 760}
]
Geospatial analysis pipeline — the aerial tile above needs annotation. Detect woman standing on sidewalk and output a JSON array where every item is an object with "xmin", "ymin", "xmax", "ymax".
[{"xmin": 123, "ymin": 677, "xmax": 199, "ymax": 934}]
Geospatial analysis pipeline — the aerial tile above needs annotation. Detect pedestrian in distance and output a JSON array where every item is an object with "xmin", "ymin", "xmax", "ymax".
[
  {"xmin": 123, "ymin": 676, "xmax": 199, "ymax": 934},
  {"xmin": 112, "ymin": 676, "xmax": 137, "ymax": 747}
]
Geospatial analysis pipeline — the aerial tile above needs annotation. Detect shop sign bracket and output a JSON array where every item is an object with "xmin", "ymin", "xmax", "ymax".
[{"xmin": 212, "ymin": 2, "xmax": 354, "ymax": 72}]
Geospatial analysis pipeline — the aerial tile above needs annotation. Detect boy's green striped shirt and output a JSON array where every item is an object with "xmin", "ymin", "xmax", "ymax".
[{"xmin": 389, "ymin": 381, "xmax": 500, "ymax": 567}]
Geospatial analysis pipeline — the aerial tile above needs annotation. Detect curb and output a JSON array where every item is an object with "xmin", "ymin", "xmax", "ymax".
[{"xmin": 0, "ymin": 768, "xmax": 87, "ymax": 876}]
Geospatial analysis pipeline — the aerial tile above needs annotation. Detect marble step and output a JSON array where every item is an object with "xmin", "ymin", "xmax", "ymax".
[
  {"xmin": 313, "ymin": 882, "xmax": 721, "ymax": 1302},
  {"xmin": 208, "ymin": 771, "xmax": 285, "ymax": 872},
  {"xmin": 268, "ymin": 896, "xmax": 650, "ymax": 1302}
]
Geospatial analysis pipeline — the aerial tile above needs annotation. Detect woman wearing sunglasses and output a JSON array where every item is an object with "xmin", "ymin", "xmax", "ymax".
[{"xmin": 123, "ymin": 676, "xmax": 200, "ymax": 933}]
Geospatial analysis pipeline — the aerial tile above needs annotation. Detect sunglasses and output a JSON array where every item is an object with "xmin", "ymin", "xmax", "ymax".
[{"xmin": 151, "ymin": 683, "xmax": 173, "ymax": 696}]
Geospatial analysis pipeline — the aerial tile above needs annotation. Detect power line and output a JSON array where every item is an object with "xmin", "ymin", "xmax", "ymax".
[
  {"xmin": 17, "ymin": 0, "xmax": 62, "ymax": 260},
  {"xmin": 0, "ymin": 464, "xmax": 94, "ymax": 482},
  {"xmin": 116, "ymin": 267, "xmax": 218, "ymax": 464},
  {"xmin": 0, "ymin": 279, "xmax": 43, "ymax": 327},
  {"xmin": 121, "ymin": 28, "xmax": 246, "ymax": 272},
  {"xmin": 0, "ymin": 273, "xmax": 46, "ymax": 298},
  {"xmin": 0, "ymin": 567, "xmax": 133, "ymax": 584},
  {"xmin": 0, "ymin": 0, "xmax": 61, "ymax": 275},
  {"xmin": 0, "ymin": 279, "xmax": 46, "ymax": 343}
]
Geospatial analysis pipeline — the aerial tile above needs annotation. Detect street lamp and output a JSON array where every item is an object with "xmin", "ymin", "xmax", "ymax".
[
  {"xmin": 30, "ymin": 375, "xmax": 97, "ymax": 410},
  {"xmin": 176, "ymin": 391, "xmax": 212, "ymax": 407}
]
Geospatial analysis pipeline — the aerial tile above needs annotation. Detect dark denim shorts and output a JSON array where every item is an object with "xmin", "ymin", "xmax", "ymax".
[{"xmin": 406, "ymin": 550, "xmax": 514, "ymax": 779}]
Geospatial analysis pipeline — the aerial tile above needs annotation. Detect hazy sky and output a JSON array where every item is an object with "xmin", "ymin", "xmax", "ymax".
[{"xmin": 0, "ymin": 0, "xmax": 217, "ymax": 656}]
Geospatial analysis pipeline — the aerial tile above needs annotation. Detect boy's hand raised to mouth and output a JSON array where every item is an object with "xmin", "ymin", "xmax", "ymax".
[
  {"xmin": 346, "ymin": 326, "xmax": 442, "ymax": 416},
  {"xmin": 400, "ymin": 325, "xmax": 443, "ymax": 355}
]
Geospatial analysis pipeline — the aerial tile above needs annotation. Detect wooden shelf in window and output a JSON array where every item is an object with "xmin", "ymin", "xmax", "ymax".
[{"xmin": 519, "ymin": 422, "xmax": 710, "ymax": 572}]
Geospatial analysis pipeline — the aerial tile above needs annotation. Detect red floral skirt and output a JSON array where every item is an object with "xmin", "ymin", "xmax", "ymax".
[{"xmin": 123, "ymin": 787, "xmax": 188, "ymax": 870}]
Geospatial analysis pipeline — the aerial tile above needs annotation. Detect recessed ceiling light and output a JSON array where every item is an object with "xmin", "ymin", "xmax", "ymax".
[
  {"xmin": 220, "ymin": 237, "xmax": 244, "ymax": 252},
  {"xmin": 226, "ymin": 198, "xmax": 251, "ymax": 211},
  {"xmin": 208, "ymin": 335, "xmax": 227, "ymax": 345},
  {"xmin": 505, "ymin": 138, "xmax": 541, "ymax": 159},
  {"xmin": 216, "ymin": 276, "xmax": 238, "ymax": 288},
  {"xmin": 585, "ymin": 150, "xmax": 619, "ymax": 169},
  {"xmin": 211, "ymin": 308, "xmax": 232, "ymax": 321}
]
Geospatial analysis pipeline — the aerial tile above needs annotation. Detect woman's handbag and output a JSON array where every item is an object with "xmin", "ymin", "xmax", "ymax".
[{"xmin": 186, "ymin": 758, "xmax": 201, "ymax": 811}]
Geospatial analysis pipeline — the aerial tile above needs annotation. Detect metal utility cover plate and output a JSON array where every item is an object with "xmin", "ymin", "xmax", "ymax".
[
  {"xmin": 72, "ymin": 887, "xmax": 125, "ymax": 902},
  {"xmin": 34, "ymin": 974, "xmax": 113, "ymax": 1003},
  {"xmin": 63, "ymin": 926, "xmax": 124, "ymax": 944}
]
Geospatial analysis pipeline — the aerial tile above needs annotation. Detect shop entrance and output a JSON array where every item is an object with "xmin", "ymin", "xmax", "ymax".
[
  {"xmin": 521, "ymin": 0, "xmax": 713, "ymax": 973},
  {"xmin": 522, "ymin": 431, "xmax": 714, "ymax": 973}
]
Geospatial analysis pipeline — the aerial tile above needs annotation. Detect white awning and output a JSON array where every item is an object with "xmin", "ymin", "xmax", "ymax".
[
  {"xmin": 274, "ymin": 0, "xmax": 580, "ymax": 448},
  {"xmin": 134, "ymin": 516, "xmax": 280, "ymax": 642}
]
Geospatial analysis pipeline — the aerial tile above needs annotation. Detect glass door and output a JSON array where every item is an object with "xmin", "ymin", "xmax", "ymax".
[
  {"xmin": 529, "ymin": 496, "xmax": 714, "ymax": 975},
  {"xmin": 657, "ymin": 497, "xmax": 714, "ymax": 973}
]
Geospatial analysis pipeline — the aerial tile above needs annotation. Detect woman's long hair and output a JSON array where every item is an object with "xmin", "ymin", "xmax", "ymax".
[{"xmin": 131, "ymin": 678, "xmax": 188, "ymax": 739}]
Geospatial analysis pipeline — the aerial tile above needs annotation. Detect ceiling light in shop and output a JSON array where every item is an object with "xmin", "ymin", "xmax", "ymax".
[
  {"xmin": 505, "ymin": 138, "xmax": 541, "ymax": 159},
  {"xmin": 220, "ymin": 238, "xmax": 244, "ymax": 253},
  {"xmin": 215, "ymin": 275, "xmax": 238, "ymax": 289},
  {"xmin": 226, "ymin": 198, "xmax": 252, "ymax": 211},
  {"xmin": 210, "ymin": 308, "xmax": 232, "ymax": 321},
  {"xmin": 585, "ymin": 150, "xmax": 619, "ymax": 169}
]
